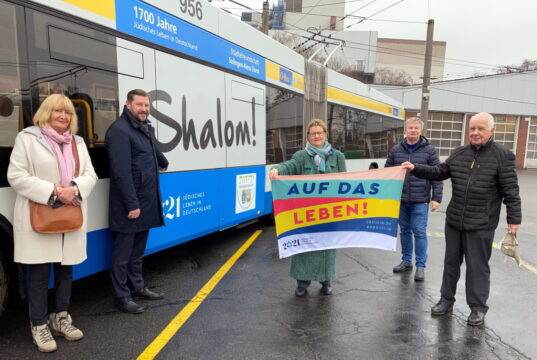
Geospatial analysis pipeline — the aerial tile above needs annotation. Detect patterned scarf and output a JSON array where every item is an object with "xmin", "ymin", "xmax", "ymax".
[
  {"xmin": 305, "ymin": 141, "xmax": 333, "ymax": 173},
  {"xmin": 41, "ymin": 126, "xmax": 74, "ymax": 187}
]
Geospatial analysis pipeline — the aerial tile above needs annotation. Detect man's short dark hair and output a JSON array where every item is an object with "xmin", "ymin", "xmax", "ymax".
[{"xmin": 127, "ymin": 89, "xmax": 149, "ymax": 101}]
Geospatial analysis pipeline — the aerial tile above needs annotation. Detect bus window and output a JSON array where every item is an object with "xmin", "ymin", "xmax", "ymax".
[
  {"xmin": 25, "ymin": 8, "xmax": 119, "ymax": 150},
  {"xmin": 0, "ymin": 1, "xmax": 26, "ymax": 188},
  {"xmin": 70, "ymin": 98, "xmax": 94, "ymax": 146},
  {"xmin": 0, "ymin": 2, "xmax": 24, "ymax": 147},
  {"xmin": 266, "ymin": 85, "xmax": 303, "ymax": 163}
]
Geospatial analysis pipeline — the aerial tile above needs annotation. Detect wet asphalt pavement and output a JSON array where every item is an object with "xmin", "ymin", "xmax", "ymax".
[{"xmin": 0, "ymin": 170, "xmax": 536, "ymax": 360}]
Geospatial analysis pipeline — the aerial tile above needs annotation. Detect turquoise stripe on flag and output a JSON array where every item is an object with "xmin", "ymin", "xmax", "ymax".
[{"xmin": 272, "ymin": 179, "xmax": 403, "ymax": 201}]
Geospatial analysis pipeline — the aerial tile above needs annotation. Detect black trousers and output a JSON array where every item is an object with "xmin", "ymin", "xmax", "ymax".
[
  {"xmin": 27, "ymin": 263, "xmax": 72, "ymax": 326},
  {"xmin": 440, "ymin": 223, "xmax": 495, "ymax": 312},
  {"xmin": 110, "ymin": 230, "xmax": 149, "ymax": 298}
]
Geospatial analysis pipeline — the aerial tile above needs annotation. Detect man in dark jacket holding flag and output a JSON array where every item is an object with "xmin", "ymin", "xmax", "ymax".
[
  {"xmin": 402, "ymin": 112, "xmax": 521, "ymax": 326},
  {"xmin": 105, "ymin": 89, "xmax": 169, "ymax": 314},
  {"xmin": 385, "ymin": 117, "xmax": 443, "ymax": 282}
]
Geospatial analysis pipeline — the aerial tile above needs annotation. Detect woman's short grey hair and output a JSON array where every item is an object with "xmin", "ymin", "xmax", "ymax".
[{"xmin": 405, "ymin": 117, "xmax": 424, "ymax": 129}]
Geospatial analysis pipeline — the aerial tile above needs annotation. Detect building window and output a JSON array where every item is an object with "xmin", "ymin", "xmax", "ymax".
[
  {"xmin": 286, "ymin": 0, "xmax": 302, "ymax": 13},
  {"xmin": 426, "ymin": 112, "xmax": 463, "ymax": 156},
  {"xmin": 492, "ymin": 114, "xmax": 517, "ymax": 152},
  {"xmin": 526, "ymin": 117, "xmax": 537, "ymax": 161}
]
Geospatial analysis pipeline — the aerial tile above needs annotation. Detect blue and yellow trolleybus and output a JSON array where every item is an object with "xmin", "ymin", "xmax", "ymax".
[{"xmin": 0, "ymin": 0, "xmax": 405, "ymax": 317}]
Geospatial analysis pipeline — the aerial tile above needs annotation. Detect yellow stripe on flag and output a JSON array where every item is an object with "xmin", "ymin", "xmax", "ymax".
[{"xmin": 274, "ymin": 198, "xmax": 400, "ymax": 236}]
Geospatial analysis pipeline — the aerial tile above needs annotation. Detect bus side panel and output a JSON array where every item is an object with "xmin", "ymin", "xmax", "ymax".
[
  {"xmin": 72, "ymin": 229, "xmax": 114, "ymax": 280},
  {"xmin": 219, "ymin": 166, "xmax": 267, "ymax": 229},
  {"xmin": 153, "ymin": 49, "xmax": 227, "ymax": 172},
  {"xmin": 146, "ymin": 170, "xmax": 221, "ymax": 255},
  {"xmin": 223, "ymin": 73, "xmax": 266, "ymax": 168}
]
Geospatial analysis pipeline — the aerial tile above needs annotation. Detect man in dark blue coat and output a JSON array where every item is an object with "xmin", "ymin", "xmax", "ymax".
[
  {"xmin": 105, "ymin": 89, "xmax": 169, "ymax": 314},
  {"xmin": 385, "ymin": 117, "xmax": 443, "ymax": 281}
]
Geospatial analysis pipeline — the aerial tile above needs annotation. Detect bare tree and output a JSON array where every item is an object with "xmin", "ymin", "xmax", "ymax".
[
  {"xmin": 496, "ymin": 59, "xmax": 537, "ymax": 74},
  {"xmin": 374, "ymin": 67, "xmax": 413, "ymax": 86}
]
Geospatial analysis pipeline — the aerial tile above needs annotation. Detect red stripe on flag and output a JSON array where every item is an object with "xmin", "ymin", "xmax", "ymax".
[{"xmin": 273, "ymin": 197, "xmax": 365, "ymax": 215}]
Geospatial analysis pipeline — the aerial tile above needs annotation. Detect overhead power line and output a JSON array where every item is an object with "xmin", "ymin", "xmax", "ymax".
[
  {"xmin": 345, "ymin": 0, "xmax": 406, "ymax": 29},
  {"xmin": 215, "ymin": 2, "xmax": 536, "ymax": 79},
  {"xmin": 219, "ymin": 0, "xmax": 366, "ymax": 11}
]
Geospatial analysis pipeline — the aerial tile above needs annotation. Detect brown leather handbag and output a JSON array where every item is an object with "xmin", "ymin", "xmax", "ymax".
[{"xmin": 29, "ymin": 137, "xmax": 83, "ymax": 234}]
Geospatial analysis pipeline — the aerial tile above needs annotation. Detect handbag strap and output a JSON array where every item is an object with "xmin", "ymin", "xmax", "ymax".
[{"xmin": 71, "ymin": 136, "xmax": 80, "ymax": 177}]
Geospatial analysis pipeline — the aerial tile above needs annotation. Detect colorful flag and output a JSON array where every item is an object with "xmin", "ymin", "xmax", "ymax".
[{"xmin": 272, "ymin": 167, "xmax": 406, "ymax": 258}]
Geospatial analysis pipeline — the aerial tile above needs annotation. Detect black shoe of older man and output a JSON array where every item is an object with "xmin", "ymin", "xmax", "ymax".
[
  {"xmin": 467, "ymin": 310, "xmax": 486, "ymax": 326},
  {"xmin": 431, "ymin": 299, "xmax": 453, "ymax": 316},
  {"xmin": 132, "ymin": 287, "xmax": 164, "ymax": 300},
  {"xmin": 115, "ymin": 297, "xmax": 145, "ymax": 314}
]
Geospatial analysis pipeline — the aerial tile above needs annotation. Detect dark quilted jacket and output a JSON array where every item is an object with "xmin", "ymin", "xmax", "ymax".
[
  {"xmin": 385, "ymin": 136, "xmax": 443, "ymax": 204},
  {"xmin": 412, "ymin": 139, "xmax": 521, "ymax": 231}
]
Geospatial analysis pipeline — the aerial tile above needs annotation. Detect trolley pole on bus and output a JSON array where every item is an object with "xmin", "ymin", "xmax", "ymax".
[
  {"xmin": 420, "ymin": 19, "xmax": 434, "ymax": 131},
  {"xmin": 261, "ymin": 1, "xmax": 269, "ymax": 35}
]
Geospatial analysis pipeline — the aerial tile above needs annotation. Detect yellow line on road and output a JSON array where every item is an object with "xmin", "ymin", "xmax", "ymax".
[
  {"xmin": 137, "ymin": 229, "xmax": 263, "ymax": 360},
  {"xmin": 492, "ymin": 242, "xmax": 537, "ymax": 275}
]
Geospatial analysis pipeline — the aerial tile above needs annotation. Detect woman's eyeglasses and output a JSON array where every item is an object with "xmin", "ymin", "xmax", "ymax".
[{"xmin": 308, "ymin": 131, "xmax": 325, "ymax": 136}]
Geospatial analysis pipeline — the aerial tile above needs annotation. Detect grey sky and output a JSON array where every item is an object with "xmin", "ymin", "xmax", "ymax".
[{"xmin": 212, "ymin": 0, "xmax": 537, "ymax": 80}]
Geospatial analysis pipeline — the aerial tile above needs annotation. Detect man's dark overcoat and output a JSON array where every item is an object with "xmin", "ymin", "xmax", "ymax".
[{"xmin": 105, "ymin": 107, "xmax": 169, "ymax": 233}]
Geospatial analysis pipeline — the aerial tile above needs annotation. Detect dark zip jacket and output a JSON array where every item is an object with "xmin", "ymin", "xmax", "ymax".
[
  {"xmin": 385, "ymin": 136, "xmax": 443, "ymax": 204},
  {"xmin": 411, "ymin": 138, "xmax": 521, "ymax": 231}
]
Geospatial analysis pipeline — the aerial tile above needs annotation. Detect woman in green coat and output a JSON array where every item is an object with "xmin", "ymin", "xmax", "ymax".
[{"xmin": 269, "ymin": 119, "xmax": 347, "ymax": 297}]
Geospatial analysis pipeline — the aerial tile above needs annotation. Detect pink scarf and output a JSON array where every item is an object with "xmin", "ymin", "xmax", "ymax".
[{"xmin": 41, "ymin": 127, "xmax": 74, "ymax": 187}]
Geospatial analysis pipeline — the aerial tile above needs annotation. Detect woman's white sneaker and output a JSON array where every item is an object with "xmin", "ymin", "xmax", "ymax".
[
  {"xmin": 49, "ymin": 312, "xmax": 84, "ymax": 341},
  {"xmin": 31, "ymin": 323, "xmax": 57, "ymax": 352}
]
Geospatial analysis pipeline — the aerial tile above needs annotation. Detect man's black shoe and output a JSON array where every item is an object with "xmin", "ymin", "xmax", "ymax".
[
  {"xmin": 431, "ymin": 299, "xmax": 453, "ymax": 316},
  {"xmin": 132, "ymin": 287, "xmax": 164, "ymax": 300},
  {"xmin": 393, "ymin": 261, "xmax": 413, "ymax": 273},
  {"xmin": 115, "ymin": 297, "xmax": 145, "ymax": 314},
  {"xmin": 467, "ymin": 310, "xmax": 486, "ymax": 326}
]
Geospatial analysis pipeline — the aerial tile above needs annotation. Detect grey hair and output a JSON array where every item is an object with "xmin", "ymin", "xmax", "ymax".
[
  {"xmin": 472, "ymin": 112, "xmax": 495, "ymax": 129},
  {"xmin": 405, "ymin": 117, "xmax": 424, "ymax": 129},
  {"xmin": 485, "ymin": 113, "xmax": 495, "ymax": 128}
]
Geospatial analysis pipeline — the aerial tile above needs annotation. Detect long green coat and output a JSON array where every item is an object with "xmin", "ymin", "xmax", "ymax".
[{"xmin": 273, "ymin": 148, "xmax": 347, "ymax": 282}]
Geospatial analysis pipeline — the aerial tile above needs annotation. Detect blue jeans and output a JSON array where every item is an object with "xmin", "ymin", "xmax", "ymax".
[{"xmin": 399, "ymin": 203, "xmax": 429, "ymax": 268}]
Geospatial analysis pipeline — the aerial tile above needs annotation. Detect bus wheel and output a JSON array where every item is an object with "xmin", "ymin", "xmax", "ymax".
[{"xmin": 0, "ymin": 248, "xmax": 8, "ymax": 319}]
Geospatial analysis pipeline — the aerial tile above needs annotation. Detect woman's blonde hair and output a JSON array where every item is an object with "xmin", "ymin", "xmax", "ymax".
[
  {"xmin": 33, "ymin": 94, "xmax": 78, "ymax": 134},
  {"xmin": 306, "ymin": 118, "xmax": 328, "ymax": 135}
]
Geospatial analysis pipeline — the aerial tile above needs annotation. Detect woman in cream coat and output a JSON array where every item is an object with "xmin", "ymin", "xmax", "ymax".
[{"xmin": 7, "ymin": 94, "xmax": 97, "ymax": 352}]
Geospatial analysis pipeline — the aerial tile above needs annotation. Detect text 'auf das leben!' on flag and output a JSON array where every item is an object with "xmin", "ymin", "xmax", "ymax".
[{"xmin": 271, "ymin": 166, "xmax": 406, "ymax": 259}]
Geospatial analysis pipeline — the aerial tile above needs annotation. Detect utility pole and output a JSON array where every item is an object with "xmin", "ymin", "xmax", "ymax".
[
  {"xmin": 420, "ymin": 19, "xmax": 434, "ymax": 131},
  {"xmin": 261, "ymin": 1, "xmax": 269, "ymax": 35}
]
